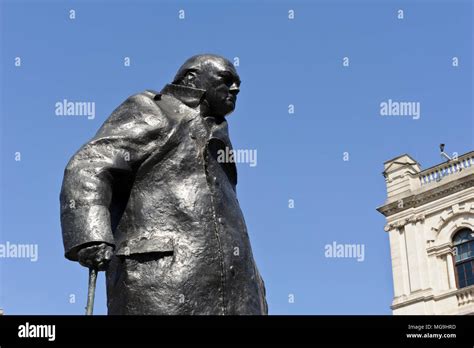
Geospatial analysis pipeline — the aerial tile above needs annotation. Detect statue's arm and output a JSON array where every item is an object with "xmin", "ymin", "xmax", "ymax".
[{"xmin": 60, "ymin": 93, "xmax": 164, "ymax": 261}]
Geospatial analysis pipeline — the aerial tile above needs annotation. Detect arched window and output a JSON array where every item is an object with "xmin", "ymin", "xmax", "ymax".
[{"xmin": 453, "ymin": 228, "xmax": 474, "ymax": 289}]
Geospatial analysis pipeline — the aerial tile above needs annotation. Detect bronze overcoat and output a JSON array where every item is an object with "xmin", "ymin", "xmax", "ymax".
[{"xmin": 60, "ymin": 84, "xmax": 267, "ymax": 314}]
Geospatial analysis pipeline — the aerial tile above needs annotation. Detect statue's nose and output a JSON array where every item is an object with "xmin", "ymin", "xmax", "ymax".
[{"xmin": 229, "ymin": 83, "xmax": 240, "ymax": 95}]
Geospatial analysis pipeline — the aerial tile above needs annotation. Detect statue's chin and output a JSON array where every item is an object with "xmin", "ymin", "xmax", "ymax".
[
  {"xmin": 215, "ymin": 108, "xmax": 234, "ymax": 118},
  {"xmin": 220, "ymin": 110, "xmax": 234, "ymax": 118},
  {"xmin": 224, "ymin": 103, "xmax": 236, "ymax": 116},
  {"xmin": 208, "ymin": 101, "xmax": 235, "ymax": 118}
]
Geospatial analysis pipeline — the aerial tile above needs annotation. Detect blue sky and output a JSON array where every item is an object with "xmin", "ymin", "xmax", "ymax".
[{"xmin": 0, "ymin": 0, "xmax": 472, "ymax": 315}]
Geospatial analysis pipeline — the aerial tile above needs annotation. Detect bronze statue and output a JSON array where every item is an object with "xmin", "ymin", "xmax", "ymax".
[{"xmin": 60, "ymin": 54, "xmax": 268, "ymax": 315}]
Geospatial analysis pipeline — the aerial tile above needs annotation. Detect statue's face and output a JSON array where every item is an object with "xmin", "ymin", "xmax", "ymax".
[{"xmin": 196, "ymin": 59, "xmax": 241, "ymax": 117}]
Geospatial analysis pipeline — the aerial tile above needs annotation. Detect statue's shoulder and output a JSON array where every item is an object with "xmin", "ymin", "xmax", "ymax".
[
  {"xmin": 109, "ymin": 90, "xmax": 168, "ymax": 119},
  {"xmin": 98, "ymin": 90, "xmax": 167, "ymax": 134},
  {"xmin": 122, "ymin": 90, "xmax": 160, "ymax": 107}
]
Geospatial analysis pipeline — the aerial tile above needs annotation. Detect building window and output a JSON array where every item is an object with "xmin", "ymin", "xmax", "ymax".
[{"xmin": 453, "ymin": 228, "xmax": 474, "ymax": 289}]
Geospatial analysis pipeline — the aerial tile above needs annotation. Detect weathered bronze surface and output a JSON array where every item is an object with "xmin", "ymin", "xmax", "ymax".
[{"xmin": 60, "ymin": 54, "xmax": 268, "ymax": 315}]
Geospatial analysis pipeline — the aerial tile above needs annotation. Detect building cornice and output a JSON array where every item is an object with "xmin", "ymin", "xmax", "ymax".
[
  {"xmin": 391, "ymin": 285, "xmax": 474, "ymax": 311},
  {"xmin": 426, "ymin": 242, "xmax": 454, "ymax": 257},
  {"xmin": 378, "ymin": 173, "xmax": 474, "ymax": 217}
]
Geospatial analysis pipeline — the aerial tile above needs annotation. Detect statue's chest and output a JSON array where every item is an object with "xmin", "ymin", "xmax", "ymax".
[
  {"xmin": 187, "ymin": 115, "xmax": 237, "ymax": 187},
  {"xmin": 187, "ymin": 115, "xmax": 232, "ymax": 149}
]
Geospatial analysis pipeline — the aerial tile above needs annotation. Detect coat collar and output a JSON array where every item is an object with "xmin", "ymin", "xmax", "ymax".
[{"xmin": 160, "ymin": 83, "xmax": 206, "ymax": 109}]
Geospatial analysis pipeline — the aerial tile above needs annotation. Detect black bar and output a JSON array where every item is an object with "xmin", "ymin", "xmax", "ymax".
[{"xmin": 0, "ymin": 315, "xmax": 472, "ymax": 346}]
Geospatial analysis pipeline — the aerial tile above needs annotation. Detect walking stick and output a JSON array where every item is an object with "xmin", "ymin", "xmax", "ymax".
[{"xmin": 85, "ymin": 268, "xmax": 98, "ymax": 315}]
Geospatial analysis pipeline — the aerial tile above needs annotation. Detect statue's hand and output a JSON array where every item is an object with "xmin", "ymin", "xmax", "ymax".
[{"xmin": 77, "ymin": 243, "xmax": 114, "ymax": 271}]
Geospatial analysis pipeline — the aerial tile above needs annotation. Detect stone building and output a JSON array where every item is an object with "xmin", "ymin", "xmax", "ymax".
[{"xmin": 377, "ymin": 151, "xmax": 474, "ymax": 314}]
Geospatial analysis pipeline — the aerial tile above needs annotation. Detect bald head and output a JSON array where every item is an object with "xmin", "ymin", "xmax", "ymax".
[
  {"xmin": 173, "ymin": 54, "xmax": 238, "ymax": 86},
  {"xmin": 173, "ymin": 54, "xmax": 241, "ymax": 117}
]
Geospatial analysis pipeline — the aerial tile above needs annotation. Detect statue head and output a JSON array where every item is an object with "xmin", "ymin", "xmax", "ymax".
[{"xmin": 173, "ymin": 54, "xmax": 241, "ymax": 117}]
